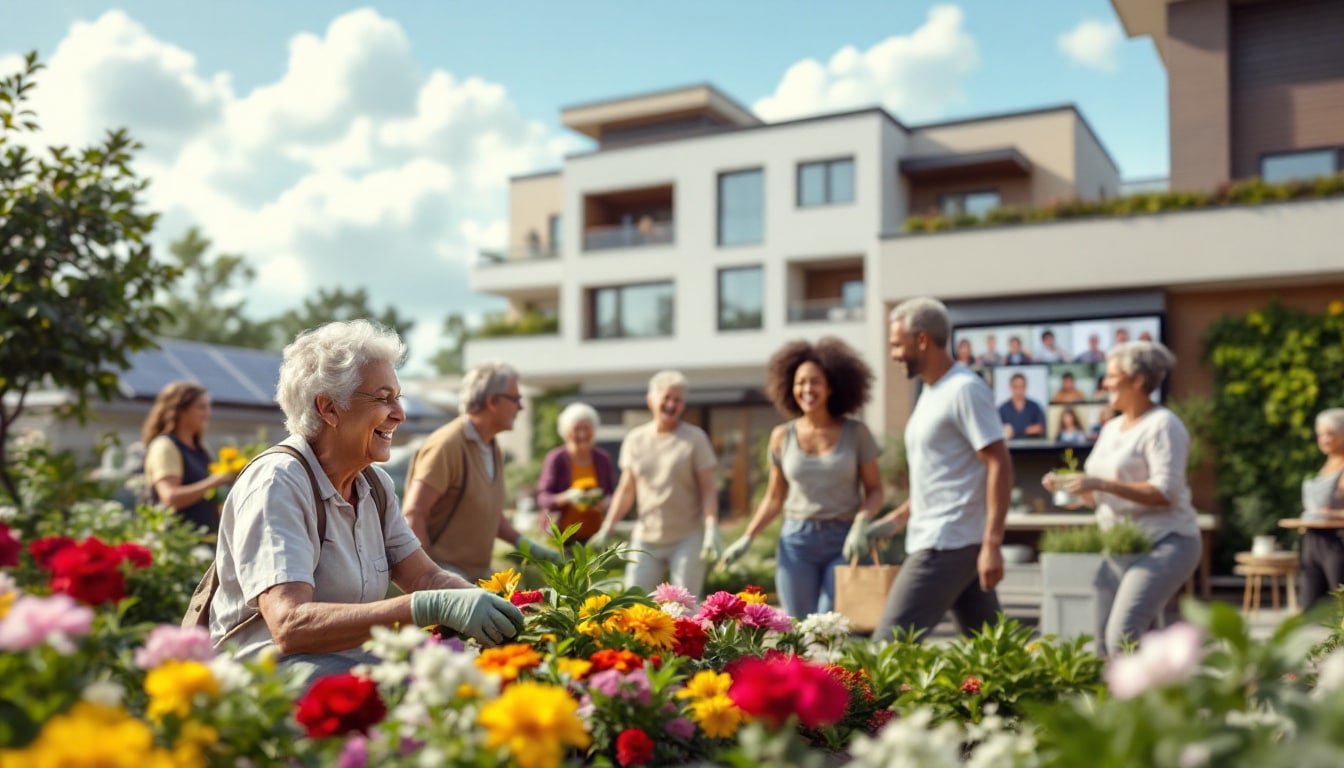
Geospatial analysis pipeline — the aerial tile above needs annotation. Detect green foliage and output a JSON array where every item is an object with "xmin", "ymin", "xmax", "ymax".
[
  {"xmin": 268, "ymin": 285, "xmax": 415, "ymax": 351},
  {"xmin": 901, "ymin": 173, "xmax": 1344, "ymax": 234},
  {"xmin": 156, "ymin": 227, "xmax": 272, "ymax": 348},
  {"xmin": 428, "ymin": 312, "xmax": 468, "ymax": 375},
  {"xmin": 1204, "ymin": 299, "xmax": 1344, "ymax": 570},
  {"xmin": 1039, "ymin": 521, "xmax": 1151, "ymax": 555},
  {"xmin": 475, "ymin": 308, "xmax": 560, "ymax": 338},
  {"xmin": 0, "ymin": 52, "xmax": 176, "ymax": 504},
  {"xmin": 1166, "ymin": 393, "xmax": 1216, "ymax": 474}
]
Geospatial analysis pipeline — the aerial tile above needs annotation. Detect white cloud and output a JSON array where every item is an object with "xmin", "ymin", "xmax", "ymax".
[
  {"xmin": 1058, "ymin": 20, "xmax": 1123, "ymax": 73},
  {"xmin": 753, "ymin": 4, "xmax": 978, "ymax": 123},
  {"xmin": 3, "ymin": 8, "xmax": 572, "ymax": 373}
]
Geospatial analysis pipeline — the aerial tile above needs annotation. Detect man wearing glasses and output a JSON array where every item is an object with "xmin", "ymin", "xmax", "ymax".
[{"xmin": 403, "ymin": 362, "xmax": 562, "ymax": 581}]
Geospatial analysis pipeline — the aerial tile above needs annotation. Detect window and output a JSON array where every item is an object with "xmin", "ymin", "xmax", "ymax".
[
  {"xmin": 940, "ymin": 190, "xmax": 1001, "ymax": 218},
  {"xmin": 718, "ymin": 266, "xmax": 764, "ymax": 331},
  {"xmin": 841, "ymin": 279, "xmax": 864, "ymax": 309},
  {"xmin": 589, "ymin": 282, "xmax": 674, "ymax": 339},
  {"xmin": 798, "ymin": 158, "xmax": 855, "ymax": 206},
  {"xmin": 718, "ymin": 169, "xmax": 764, "ymax": 246},
  {"xmin": 547, "ymin": 214, "xmax": 561, "ymax": 255},
  {"xmin": 1261, "ymin": 149, "xmax": 1338, "ymax": 184}
]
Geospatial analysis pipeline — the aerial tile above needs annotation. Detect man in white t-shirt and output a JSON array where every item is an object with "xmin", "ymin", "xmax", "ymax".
[{"xmin": 865, "ymin": 297, "xmax": 1014, "ymax": 640}]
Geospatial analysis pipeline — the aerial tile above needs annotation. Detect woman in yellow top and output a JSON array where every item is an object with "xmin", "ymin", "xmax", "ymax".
[{"xmin": 140, "ymin": 381, "xmax": 234, "ymax": 533}]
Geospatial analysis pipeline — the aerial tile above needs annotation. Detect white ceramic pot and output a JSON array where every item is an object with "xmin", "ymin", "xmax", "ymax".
[
  {"xmin": 1251, "ymin": 535, "xmax": 1277, "ymax": 556},
  {"xmin": 1053, "ymin": 488, "xmax": 1082, "ymax": 509}
]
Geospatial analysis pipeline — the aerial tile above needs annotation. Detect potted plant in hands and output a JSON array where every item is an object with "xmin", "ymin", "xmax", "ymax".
[
  {"xmin": 1039, "ymin": 521, "xmax": 1152, "ymax": 647},
  {"xmin": 1048, "ymin": 449, "xmax": 1086, "ymax": 509}
]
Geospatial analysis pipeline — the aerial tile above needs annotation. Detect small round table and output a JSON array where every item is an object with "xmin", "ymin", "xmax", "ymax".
[{"xmin": 1233, "ymin": 551, "xmax": 1299, "ymax": 617}]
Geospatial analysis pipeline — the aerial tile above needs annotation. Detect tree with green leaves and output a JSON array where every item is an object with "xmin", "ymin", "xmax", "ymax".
[
  {"xmin": 269, "ymin": 286, "xmax": 415, "ymax": 351},
  {"xmin": 428, "ymin": 312, "xmax": 468, "ymax": 374},
  {"xmin": 157, "ymin": 226, "xmax": 272, "ymax": 348},
  {"xmin": 0, "ymin": 53, "xmax": 177, "ymax": 503}
]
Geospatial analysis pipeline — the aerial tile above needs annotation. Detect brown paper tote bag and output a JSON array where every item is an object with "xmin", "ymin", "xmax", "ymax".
[{"xmin": 834, "ymin": 547, "xmax": 900, "ymax": 634}]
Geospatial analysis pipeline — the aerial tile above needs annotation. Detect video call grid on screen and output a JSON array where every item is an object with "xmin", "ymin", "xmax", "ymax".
[{"xmin": 951, "ymin": 314, "xmax": 1163, "ymax": 450}]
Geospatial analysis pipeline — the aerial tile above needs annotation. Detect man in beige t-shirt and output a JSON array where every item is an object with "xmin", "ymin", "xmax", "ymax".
[{"xmin": 591, "ymin": 370, "xmax": 721, "ymax": 596}]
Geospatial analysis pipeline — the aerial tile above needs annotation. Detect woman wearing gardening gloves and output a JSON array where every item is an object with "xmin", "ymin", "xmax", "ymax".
[
  {"xmin": 1040, "ymin": 340, "xmax": 1199, "ymax": 656},
  {"xmin": 210, "ymin": 320, "xmax": 524, "ymax": 687},
  {"xmin": 720, "ymin": 338, "xmax": 884, "ymax": 618}
]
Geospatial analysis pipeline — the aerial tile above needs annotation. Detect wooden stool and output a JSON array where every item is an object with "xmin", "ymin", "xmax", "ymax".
[{"xmin": 1234, "ymin": 551, "xmax": 1299, "ymax": 617}]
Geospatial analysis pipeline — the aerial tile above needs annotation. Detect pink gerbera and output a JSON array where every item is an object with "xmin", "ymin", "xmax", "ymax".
[
  {"xmin": 740, "ymin": 603, "xmax": 793, "ymax": 633},
  {"xmin": 651, "ymin": 583, "xmax": 696, "ymax": 612},
  {"xmin": 693, "ymin": 591, "xmax": 746, "ymax": 625}
]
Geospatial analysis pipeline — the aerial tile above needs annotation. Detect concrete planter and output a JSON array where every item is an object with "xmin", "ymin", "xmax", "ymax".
[{"xmin": 1039, "ymin": 552, "xmax": 1141, "ymax": 649}]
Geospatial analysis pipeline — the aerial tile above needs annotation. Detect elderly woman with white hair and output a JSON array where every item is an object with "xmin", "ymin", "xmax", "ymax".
[
  {"xmin": 1299, "ymin": 407, "xmax": 1344, "ymax": 609},
  {"xmin": 590, "ymin": 370, "xmax": 722, "ymax": 596},
  {"xmin": 1042, "ymin": 340, "xmax": 1201, "ymax": 655},
  {"xmin": 210, "ymin": 321, "xmax": 524, "ymax": 685},
  {"xmin": 535, "ymin": 403, "xmax": 616, "ymax": 543}
]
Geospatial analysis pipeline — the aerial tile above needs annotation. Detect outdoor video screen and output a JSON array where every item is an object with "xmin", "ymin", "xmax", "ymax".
[{"xmin": 951, "ymin": 315, "xmax": 1163, "ymax": 449}]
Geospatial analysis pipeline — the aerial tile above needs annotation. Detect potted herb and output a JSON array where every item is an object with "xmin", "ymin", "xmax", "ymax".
[
  {"xmin": 1038, "ymin": 520, "xmax": 1152, "ymax": 646},
  {"xmin": 1050, "ymin": 448, "xmax": 1086, "ymax": 509}
]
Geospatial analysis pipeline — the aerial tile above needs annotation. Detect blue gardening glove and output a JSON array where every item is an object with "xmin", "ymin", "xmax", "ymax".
[
  {"xmin": 864, "ymin": 516, "xmax": 901, "ymax": 548},
  {"xmin": 410, "ymin": 588, "xmax": 524, "ymax": 646},
  {"xmin": 700, "ymin": 526, "xmax": 723, "ymax": 563},
  {"xmin": 720, "ymin": 535, "xmax": 753, "ymax": 566},
  {"xmin": 518, "ymin": 536, "xmax": 563, "ymax": 565},
  {"xmin": 842, "ymin": 516, "xmax": 870, "ymax": 563}
]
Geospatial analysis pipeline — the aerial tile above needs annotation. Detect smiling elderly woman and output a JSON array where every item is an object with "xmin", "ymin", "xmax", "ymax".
[{"xmin": 209, "ymin": 320, "xmax": 523, "ymax": 684}]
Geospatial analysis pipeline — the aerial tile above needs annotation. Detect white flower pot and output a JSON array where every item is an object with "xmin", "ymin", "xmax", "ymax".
[{"xmin": 1040, "ymin": 552, "xmax": 1142, "ymax": 650}]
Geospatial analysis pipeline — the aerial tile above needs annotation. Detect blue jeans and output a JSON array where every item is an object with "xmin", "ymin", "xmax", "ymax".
[{"xmin": 776, "ymin": 517, "xmax": 852, "ymax": 618}]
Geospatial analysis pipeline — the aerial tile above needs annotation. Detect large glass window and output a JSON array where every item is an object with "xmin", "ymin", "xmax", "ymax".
[
  {"xmin": 589, "ymin": 282, "xmax": 674, "ymax": 339},
  {"xmin": 718, "ymin": 266, "xmax": 764, "ymax": 331},
  {"xmin": 798, "ymin": 158, "xmax": 855, "ymax": 207},
  {"xmin": 1261, "ymin": 149, "xmax": 1338, "ymax": 184},
  {"xmin": 547, "ymin": 214, "xmax": 561, "ymax": 255},
  {"xmin": 718, "ymin": 169, "xmax": 764, "ymax": 246},
  {"xmin": 940, "ymin": 190, "xmax": 1001, "ymax": 218}
]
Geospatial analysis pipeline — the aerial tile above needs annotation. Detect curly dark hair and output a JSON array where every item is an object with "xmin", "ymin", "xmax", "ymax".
[{"xmin": 765, "ymin": 337, "xmax": 874, "ymax": 418}]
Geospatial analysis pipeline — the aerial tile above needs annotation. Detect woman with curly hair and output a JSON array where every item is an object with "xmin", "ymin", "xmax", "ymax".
[{"xmin": 720, "ymin": 337, "xmax": 884, "ymax": 617}]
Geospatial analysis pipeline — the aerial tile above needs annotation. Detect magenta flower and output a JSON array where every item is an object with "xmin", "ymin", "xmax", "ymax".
[
  {"xmin": 0, "ymin": 593, "xmax": 95, "ymax": 654},
  {"xmin": 663, "ymin": 716, "xmax": 695, "ymax": 740},
  {"xmin": 652, "ymin": 582, "xmax": 696, "ymax": 612},
  {"xmin": 740, "ymin": 603, "xmax": 793, "ymax": 633},
  {"xmin": 134, "ymin": 624, "xmax": 217, "ymax": 669},
  {"xmin": 586, "ymin": 668, "xmax": 652, "ymax": 705},
  {"xmin": 336, "ymin": 734, "xmax": 370, "ymax": 768},
  {"xmin": 693, "ymin": 591, "xmax": 746, "ymax": 625}
]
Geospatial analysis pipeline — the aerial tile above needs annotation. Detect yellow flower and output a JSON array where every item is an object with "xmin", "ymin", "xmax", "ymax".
[
  {"xmin": 1329, "ymin": 299, "xmax": 1344, "ymax": 317},
  {"xmin": 144, "ymin": 660, "xmax": 219, "ymax": 721},
  {"xmin": 687, "ymin": 694, "xmax": 744, "ymax": 739},
  {"xmin": 677, "ymin": 670, "xmax": 732, "ymax": 700},
  {"xmin": 479, "ymin": 568, "xmax": 521, "ymax": 596},
  {"xmin": 736, "ymin": 589, "xmax": 768, "ymax": 605},
  {"xmin": 172, "ymin": 721, "xmax": 219, "ymax": 768},
  {"xmin": 554, "ymin": 657, "xmax": 594, "ymax": 680},
  {"xmin": 618, "ymin": 604, "xmax": 677, "ymax": 650},
  {"xmin": 1026, "ymin": 640, "xmax": 1041, "ymax": 653},
  {"xmin": 218, "ymin": 446, "xmax": 240, "ymax": 463},
  {"xmin": 478, "ymin": 681, "xmax": 591, "ymax": 768},
  {"xmin": 0, "ymin": 591, "xmax": 14, "ymax": 619},
  {"xmin": 578, "ymin": 594, "xmax": 611, "ymax": 617},
  {"xmin": 476, "ymin": 643, "xmax": 544, "ymax": 681},
  {"xmin": 571, "ymin": 477, "xmax": 598, "ymax": 490},
  {"xmin": 0, "ymin": 702, "xmax": 177, "ymax": 767}
]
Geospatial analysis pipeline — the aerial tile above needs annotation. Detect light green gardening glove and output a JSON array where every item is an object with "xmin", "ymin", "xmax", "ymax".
[
  {"xmin": 864, "ymin": 516, "xmax": 901, "ymax": 549},
  {"xmin": 410, "ymin": 588, "xmax": 525, "ymax": 646},
  {"xmin": 586, "ymin": 528, "xmax": 611, "ymax": 550},
  {"xmin": 720, "ymin": 534, "xmax": 753, "ymax": 566},
  {"xmin": 842, "ymin": 516, "xmax": 870, "ymax": 563},
  {"xmin": 518, "ymin": 536, "xmax": 564, "ymax": 565},
  {"xmin": 700, "ymin": 525, "xmax": 723, "ymax": 563}
]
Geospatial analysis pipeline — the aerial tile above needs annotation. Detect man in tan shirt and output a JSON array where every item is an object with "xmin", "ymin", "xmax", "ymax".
[{"xmin": 402, "ymin": 362, "xmax": 561, "ymax": 581}]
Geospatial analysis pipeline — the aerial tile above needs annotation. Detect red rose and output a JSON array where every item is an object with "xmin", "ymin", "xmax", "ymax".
[
  {"xmin": 960, "ymin": 675, "xmax": 982, "ymax": 695},
  {"xmin": 509, "ymin": 589, "xmax": 544, "ymax": 607},
  {"xmin": 47, "ymin": 538, "xmax": 126, "ymax": 605},
  {"xmin": 28, "ymin": 536, "xmax": 76, "ymax": 570},
  {"xmin": 114, "ymin": 542, "xmax": 154, "ymax": 569},
  {"xmin": 0, "ymin": 523, "xmax": 19, "ymax": 568},
  {"xmin": 728, "ymin": 655, "xmax": 849, "ymax": 729},
  {"xmin": 294, "ymin": 674, "xmax": 387, "ymax": 738},
  {"xmin": 672, "ymin": 618, "xmax": 707, "ymax": 660},
  {"xmin": 615, "ymin": 727, "xmax": 654, "ymax": 766}
]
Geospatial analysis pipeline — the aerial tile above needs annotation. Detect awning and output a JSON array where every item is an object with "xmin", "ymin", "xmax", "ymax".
[
  {"xmin": 899, "ymin": 147, "xmax": 1032, "ymax": 182},
  {"xmin": 562, "ymin": 387, "xmax": 770, "ymax": 411}
]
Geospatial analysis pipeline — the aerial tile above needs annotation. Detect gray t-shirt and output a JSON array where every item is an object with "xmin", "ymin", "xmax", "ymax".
[
  {"xmin": 774, "ymin": 418, "xmax": 881, "ymax": 521},
  {"xmin": 904, "ymin": 364, "xmax": 1005, "ymax": 552},
  {"xmin": 1085, "ymin": 406, "xmax": 1199, "ymax": 542},
  {"xmin": 1302, "ymin": 467, "xmax": 1344, "ymax": 519}
]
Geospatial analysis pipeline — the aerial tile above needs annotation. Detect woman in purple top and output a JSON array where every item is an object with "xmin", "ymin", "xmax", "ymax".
[{"xmin": 535, "ymin": 402, "xmax": 616, "ymax": 542}]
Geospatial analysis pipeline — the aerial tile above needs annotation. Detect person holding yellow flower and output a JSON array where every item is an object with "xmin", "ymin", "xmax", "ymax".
[
  {"xmin": 536, "ymin": 403, "xmax": 615, "ymax": 543},
  {"xmin": 140, "ymin": 381, "xmax": 236, "ymax": 534}
]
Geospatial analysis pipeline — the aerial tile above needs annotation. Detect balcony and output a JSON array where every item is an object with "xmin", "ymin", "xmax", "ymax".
[
  {"xmin": 583, "ymin": 221, "xmax": 675, "ymax": 251},
  {"xmin": 786, "ymin": 258, "xmax": 865, "ymax": 325},
  {"xmin": 583, "ymin": 183, "xmax": 675, "ymax": 252},
  {"xmin": 477, "ymin": 244, "xmax": 560, "ymax": 266},
  {"xmin": 470, "ymin": 246, "xmax": 565, "ymax": 297},
  {"xmin": 788, "ymin": 299, "xmax": 865, "ymax": 323}
]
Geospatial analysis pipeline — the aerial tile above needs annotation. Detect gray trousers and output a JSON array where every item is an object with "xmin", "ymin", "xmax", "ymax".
[
  {"xmin": 1300, "ymin": 530, "xmax": 1344, "ymax": 610},
  {"xmin": 872, "ymin": 544, "xmax": 1000, "ymax": 642},
  {"xmin": 277, "ymin": 649, "xmax": 381, "ymax": 691},
  {"xmin": 1101, "ymin": 532, "xmax": 1201, "ymax": 655}
]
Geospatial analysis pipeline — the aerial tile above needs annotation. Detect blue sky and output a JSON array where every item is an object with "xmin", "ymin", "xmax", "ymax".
[{"xmin": 1, "ymin": 0, "xmax": 1169, "ymax": 371}]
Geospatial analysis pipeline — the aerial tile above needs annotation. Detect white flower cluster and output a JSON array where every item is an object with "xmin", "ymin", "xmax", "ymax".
[
  {"xmin": 797, "ymin": 611, "xmax": 851, "ymax": 662},
  {"xmin": 847, "ymin": 706, "xmax": 1039, "ymax": 768},
  {"xmin": 1313, "ymin": 647, "xmax": 1344, "ymax": 698}
]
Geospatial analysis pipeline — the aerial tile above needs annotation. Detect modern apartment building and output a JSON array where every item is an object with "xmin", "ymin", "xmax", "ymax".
[{"xmin": 466, "ymin": 84, "xmax": 1120, "ymax": 513}]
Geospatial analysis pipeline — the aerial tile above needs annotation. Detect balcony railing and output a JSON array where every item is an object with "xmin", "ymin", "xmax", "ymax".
[
  {"xmin": 787, "ymin": 300, "xmax": 865, "ymax": 323},
  {"xmin": 477, "ymin": 245, "xmax": 561, "ymax": 266},
  {"xmin": 583, "ymin": 221, "xmax": 675, "ymax": 251}
]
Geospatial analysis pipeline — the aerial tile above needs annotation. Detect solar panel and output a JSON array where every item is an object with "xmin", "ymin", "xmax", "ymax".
[{"xmin": 165, "ymin": 344, "xmax": 263, "ymax": 406}]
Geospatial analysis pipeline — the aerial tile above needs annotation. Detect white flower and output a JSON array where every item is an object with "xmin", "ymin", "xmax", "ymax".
[
  {"xmin": 0, "ymin": 506, "xmax": 16, "ymax": 522},
  {"xmin": 208, "ymin": 656, "xmax": 252, "ymax": 693},
  {"xmin": 1314, "ymin": 648, "xmax": 1344, "ymax": 697},
  {"xmin": 405, "ymin": 641, "xmax": 495, "ymax": 709},
  {"xmin": 363, "ymin": 660, "xmax": 413, "ymax": 689},
  {"xmin": 1105, "ymin": 622, "xmax": 1203, "ymax": 699},
  {"xmin": 797, "ymin": 611, "xmax": 851, "ymax": 641},
  {"xmin": 657, "ymin": 601, "xmax": 691, "ymax": 619},
  {"xmin": 0, "ymin": 573, "xmax": 17, "ymax": 597},
  {"xmin": 81, "ymin": 681, "xmax": 126, "ymax": 708},
  {"xmin": 191, "ymin": 545, "xmax": 215, "ymax": 562},
  {"xmin": 364, "ymin": 624, "xmax": 430, "ymax": 662},
  {"xmin": 1178, "ymin": 742, "xmax": 1212, "ymax": 768},
  {"xmin": 847, "ymin": 708, "xmax": 965, "ymax": 768},
  {"xmin": 804, "ymin": 642, "xmax": 844, "ymax": 664}
]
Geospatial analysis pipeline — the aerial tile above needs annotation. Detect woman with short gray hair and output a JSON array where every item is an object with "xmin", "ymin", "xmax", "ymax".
[
  {"xmin": 535, "ymin": 402, "xmax": 615, "ymax": 543},
  {"xmin": 1042, "ymin": 339, "xmax": 1199, "ymax": 655},
  {"xmin": 1299, "ymin": 407, "xmax": 1344, "ymax": 608},
  {"xmin": 212, "ymin": 320, "xmax": 524, "ymax": 687}
]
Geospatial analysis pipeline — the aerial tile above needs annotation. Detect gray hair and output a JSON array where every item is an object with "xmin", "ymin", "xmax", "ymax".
[
  {"xmin": 1318, "ymin": 408, "xmax": 1344, "ymax": 436},
  {"xmin": 460, "ymin": 362, "xmax": 519, "ymax": 414},
  {"xmin": 648, "ymin": 370, "xmax": 687, "ymax": 396},
  {"xmin": 1106, "ymin": 340, "xmax": 1176, "ymax": 394},
  {"xmin": 557, "ymin": 402, "xmax": 600, "ymax": 439},
  {"xmin": 888, "ymin": 297, "xmax": 951, "ymax": 347},
  {"xmin": 276, "ymin": 320, "xmax": 407, "ymax": 439}
]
